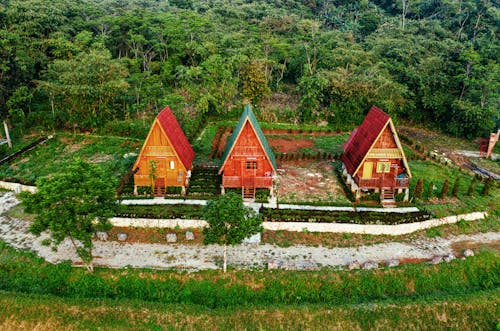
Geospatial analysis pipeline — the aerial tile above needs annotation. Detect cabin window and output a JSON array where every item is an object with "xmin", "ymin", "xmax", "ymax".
[
  {"xmin": 376, "ymin": 162, "xmax": 391, "ymax": 173},
  {"xmin": 170, "ymin": 161, "xmax": 175, "ymax": 169},
  {"xmin": 246, "ymin": 161, "xmax": 257, "ymax": 169},
  {"xmin": 177, "ymin": 171, "xmax": 183, "ymax": 182}
]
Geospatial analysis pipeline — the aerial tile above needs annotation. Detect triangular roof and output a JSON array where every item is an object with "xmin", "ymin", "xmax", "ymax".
[
  {"xmin": 133, "ymin": 106, "xmax": 194, "ymax": 170},
  {"xmin": 342, "ymin": 105, "xmax": 411, "ymax": 177},
  {"xmin": 219, "ymin": 105, "xmax": 277, "ymax": 174}
]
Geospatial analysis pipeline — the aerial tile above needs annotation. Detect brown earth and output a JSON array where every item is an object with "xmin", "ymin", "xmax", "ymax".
[
  {"xmin": 268, "ymin": 139, "xmax": 314, "ymax": 153},
  {"xmin": 276, "ymin": 160, "xmax": 348, "ymax": 203}
]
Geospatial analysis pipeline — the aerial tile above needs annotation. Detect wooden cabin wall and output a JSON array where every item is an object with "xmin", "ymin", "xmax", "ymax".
[
  {"xmin": 222, "ymin": 122, "xmax": 273, "ymax": 187},
  {"xmin": 373, "ymin": 126, "xmax": 398, "ymax": 148},
  {"xmin": 134, "ymin": 121, "xmax": 188, "ymax": 187}
]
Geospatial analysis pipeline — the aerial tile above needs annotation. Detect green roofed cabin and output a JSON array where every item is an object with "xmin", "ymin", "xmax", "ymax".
[{"xmin": 219, "ymin": 105, "xmax": 277, "ymax": 199}]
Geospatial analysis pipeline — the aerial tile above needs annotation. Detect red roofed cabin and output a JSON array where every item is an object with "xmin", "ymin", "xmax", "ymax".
[
  {"xmin": 132, "ymin": 106, "xmax": 194, "ymax": 196},
  {"xmin": 341, "ymin": 106, "xmax": 411, "ymax": 204},
  {"xmin": 219, "ymin": 105, "xmax": 277, "ymax": 200}
]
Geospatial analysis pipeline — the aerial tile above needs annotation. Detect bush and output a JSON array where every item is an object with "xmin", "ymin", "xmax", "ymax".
[
  {"xmin": 467, "ymin": 178, "xmax": 477, "ymax": 196},
  {"xmin": 452, "ymin": 177, "xmax": 460, "ymax": 197},
  {"xmin": 481, "ymin": 178, "xmax": 494, "ymax": 196},
  {"xmin": 413, "ymin": 178, "xmax": 423, "ymax": 200},
  {"xmin": 440, "ymin": 179, "xmax": 449, "ymax": 198},
  {"xmin": 426, "ymin": 181, "xmax": 434, "ymax": 200}
]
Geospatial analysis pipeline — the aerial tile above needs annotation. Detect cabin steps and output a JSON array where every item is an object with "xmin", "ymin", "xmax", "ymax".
[
  {"xmin": 242, "ymin": 187, "xmax": 256, "ymax": 200},
  {"xmin": 380, "ymin": 188, "xmax": 396, "ymax": 207},
  {"xmin": 153, "ymin": 186, "xmax": 166, "ymax": 196}
]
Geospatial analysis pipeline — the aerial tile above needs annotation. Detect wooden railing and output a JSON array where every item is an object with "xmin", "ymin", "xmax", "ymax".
[
  {"xmin": 356, "ymin": 176, "xmax": 409, "ymax": 189},
  {"xmin": 223, "ymin": 176, "xmax": 272, "ymax": 188},
  {"xmin": 232, "ymin": 146, "xmax": 262, "ymax": 156}
]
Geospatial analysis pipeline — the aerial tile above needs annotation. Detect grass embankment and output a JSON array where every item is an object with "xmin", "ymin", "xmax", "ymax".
[
  {"xmin": 0, "ymin": 289, "xmax": 498, "ymax": 330},
  {"xmin": 1, "ymin": 240, "xmax": 498, "ymax": 309},
  {"xmin": 0, "ymin": 132, "xmax": 140, "ymax": 185}
]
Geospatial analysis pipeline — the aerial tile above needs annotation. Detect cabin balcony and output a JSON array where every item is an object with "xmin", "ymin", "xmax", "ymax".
[
  {"xmin": 355, "ymin": 176, "xmax": 409, "ymax": 189},
  {"xmin": 134, "ymin": 174, "xmax": 186, "ymax": 187},
  {"xmin": 222, "ymin": 176, "xmax": 272, "ymax": 188},
  {"xmin": 232, "ymin": 146, "xmax": 262, "ymax": 156}
]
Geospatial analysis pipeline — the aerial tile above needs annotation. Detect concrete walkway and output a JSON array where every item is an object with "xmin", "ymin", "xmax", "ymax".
[{"xmin": 120, "ymin": 198, "xmax": 420, "ymax": 213}]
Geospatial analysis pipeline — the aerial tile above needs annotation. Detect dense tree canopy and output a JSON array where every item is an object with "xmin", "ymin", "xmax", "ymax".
[{"xmin": 0, "ymin": 0, "xmax": 498, "ymax": 138}]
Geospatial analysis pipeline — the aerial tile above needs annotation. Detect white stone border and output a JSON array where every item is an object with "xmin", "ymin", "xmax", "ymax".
[
  {"xmin": 0, "ymin": 181, "xmax": 37, "ymax": 194},
  {"xmin": 110, "ymin": 211, "xmax": 487, "ymax": 235}
]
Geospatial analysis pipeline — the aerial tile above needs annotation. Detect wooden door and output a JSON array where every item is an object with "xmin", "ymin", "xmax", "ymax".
[{"xmin": 362, "ymin": 162, "xmax": 373, "ymax": 179}]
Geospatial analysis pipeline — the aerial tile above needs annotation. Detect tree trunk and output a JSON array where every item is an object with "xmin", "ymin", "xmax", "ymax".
[
  {"xmin": 69, "ymin": 236, "xmax": 94, "ymax": 273},
  {"xmin": 223, "ymin": 243, "xmax": 227, "ymax": 273}
]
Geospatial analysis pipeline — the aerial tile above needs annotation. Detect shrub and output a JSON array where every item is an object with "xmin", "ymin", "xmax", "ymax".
[
  {"xmin": 440, "ymin": 179, "xmax": 449, "ymax": 198},
  {"xmin": 481, "ymin": 178, "xmax": 494, "ymax": 196},
  {"xmin": 452, "ymin": 177, "xmax": 460, "ymax": 197},
  {"xmin": 426, "ymin": 181, "xmax": 434, "ymax": 200},
  {"xmin": 467, "ymin": 178, "xmax": 477, "ymax": 196},
  {"xmin": 413, "ymin": 179, "xmax": 423, "ymax": 199}
]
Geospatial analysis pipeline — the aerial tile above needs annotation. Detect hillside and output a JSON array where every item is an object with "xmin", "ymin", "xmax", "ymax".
[{"xmin": 0, "ymin": 0, "xmax": 498, "ymax": 143}]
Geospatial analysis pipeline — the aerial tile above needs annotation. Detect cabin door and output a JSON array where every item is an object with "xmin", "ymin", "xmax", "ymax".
[
  {"xmin": 156, "ymin": 157, "xmax": 167, "ymax": 187},
  {"xmin": 242, "ymin": 159, "xmax": 257, "ymax": 187},
  {"xmin": 362, "ymin": 162, "xmax": 373, "ymax": 179}
]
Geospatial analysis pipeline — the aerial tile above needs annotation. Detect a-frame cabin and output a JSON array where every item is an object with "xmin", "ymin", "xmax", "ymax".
[
  {"xmin": 219, "ymin": 105, "xmax": 277, "ymax": 199},
  {"xmin": 341, "ymin": 105, "xmax": 411, "ymax": 204},
  {"xmin": 132, "ymin": 106, "xmax": 194, "ymax": 196}
]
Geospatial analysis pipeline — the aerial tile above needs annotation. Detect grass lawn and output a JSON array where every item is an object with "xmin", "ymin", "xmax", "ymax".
[{"xmin": 0, "ymin": 289, "xmax": 498, "ymax": 330}]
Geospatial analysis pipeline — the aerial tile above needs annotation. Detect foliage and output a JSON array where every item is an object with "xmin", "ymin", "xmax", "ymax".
[
  {"xmin": 467, "ymin": 178, "xmax": 478, "ymax": 196},
  {"xmin": 203, "ymin": 192, "xmax": 262, "ymax": 272},
  {"xmin": 452, "ymin": 177, "xmax": 460, "ymax": 197},
  {"xmin": 0, "ymin": 0, "xmax": 497, "ymax": 140},
  {"xmin": 413, "ymin": 178, "xmax": 423, "ymax": 200},
  {"xmin": 20, "ymin": 159, "xmax": 117, "ymax": 271},
  {"xmin": 440, "ymin": 179, "xmax": 449, "ymax": 198},
  {"xmin": 426, "ymin": 181, "xmax": 434, "ymax": 200},
  {"xmin": 0, "ymin": 238, "xmax": 498, "ymax": 309}
]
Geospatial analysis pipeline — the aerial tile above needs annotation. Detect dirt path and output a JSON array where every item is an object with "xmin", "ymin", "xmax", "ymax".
[{"xmin": 0, "ymin": 192, "xmax": 498, "ymax": 271}]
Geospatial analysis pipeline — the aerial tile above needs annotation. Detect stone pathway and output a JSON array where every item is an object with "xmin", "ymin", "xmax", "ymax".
[{"xmin": 1, "ymin": 192, "xmax": 498, "ymax": 271}]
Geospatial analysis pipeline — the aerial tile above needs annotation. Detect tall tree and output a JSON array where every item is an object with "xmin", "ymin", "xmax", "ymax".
[{"xmin": 21, "ymin": 159, "xmax": 117, "ymax": 272}]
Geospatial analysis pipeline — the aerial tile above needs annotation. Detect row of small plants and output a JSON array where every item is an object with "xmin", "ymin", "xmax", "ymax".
[
  {"xmin": 115, "ymin": 204, "xmax": 204, "ymax": 219},
  {"xmin": 275, "ymin": 151, "xmax": 338, "ymax": 162},
  {"xmin": 259, "ymin": 208, "xmax": 432, "ymax": 225},
  {"xmin": 0, "ymin": 241, "xmax": 497, "ymax": 309}
]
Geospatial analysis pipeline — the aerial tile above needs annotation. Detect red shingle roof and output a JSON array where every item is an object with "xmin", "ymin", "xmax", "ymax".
[
  {"xmin": 157, "ymin": 106, "xmax": 195, "ymax": 169},
  {"xmin": 341, "ymin": 106, "xmax": 390, "ymax": 176}
]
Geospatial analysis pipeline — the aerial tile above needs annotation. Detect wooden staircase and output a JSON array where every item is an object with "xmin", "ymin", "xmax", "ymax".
[
  {"xmin": 380, "ymin": 188, "xmax": 396, "ymax": 207},
  {"xmin": 242, "ymin": 187, "xmax": 256, "ymax": 200},
  {"xmin": 153, "ymin": 179, "xmax": 166, "ymax": 196}
]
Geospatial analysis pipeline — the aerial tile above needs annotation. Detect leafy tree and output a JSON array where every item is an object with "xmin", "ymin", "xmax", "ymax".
[
  {"xmin": 203, "ymin": 192, "xmax": 262, "ymax": 273},
  {"xmin": 240, "ymin": 59, "xmax": 270, "ymax": 106},
  {"xmin": 481, "ymin": 178, "xmax": 494, "ymax": 196},
  {"xmin": 21, "ymin": 159, "xmax": 117, "ymax": 272},
  {"xmin": 37, "ymin": 47, "xmax": 129, "ymax": 130}
]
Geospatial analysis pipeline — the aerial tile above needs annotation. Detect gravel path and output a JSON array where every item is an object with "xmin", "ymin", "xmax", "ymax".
[{"xmin": 1, "ymin": 192, "xmax": 498, "ymax": 271}]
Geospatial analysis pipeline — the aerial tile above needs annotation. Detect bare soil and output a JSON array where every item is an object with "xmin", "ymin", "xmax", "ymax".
[
  {"xmin": 268, "ymin": 139, "xmax": 314, "ymax": 153},
  {"xmin": 276, "ymin": 160, "xmax": 347, "ymax": 203}
]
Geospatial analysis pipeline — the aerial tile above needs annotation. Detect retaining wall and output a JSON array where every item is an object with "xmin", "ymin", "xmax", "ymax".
[
  {"xmin": 0, "ymin": 181, "xmax": 37, "ymax": 194},
  {"xmin": 110, "ymin": 211, "xmax": 487, "ymax": 235}
]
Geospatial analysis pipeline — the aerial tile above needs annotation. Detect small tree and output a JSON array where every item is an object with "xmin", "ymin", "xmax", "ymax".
[
  {"xmin": 440, "ymin": 179, "xmax": 449, "ymax": 198},
  {"xmin": 413, "ymin": 178, "xmax": 423, "ymax": 200},
  {"xmin": 21, "ymin": 159, "xmax": 117, "ymax": 272},
  {"xmin": 451, "ymin": 177, "xmax": 460, "ymax": 197},
  {"xmin": 203, "ymin": 192, "xmax": 263, "ymax": 272}
]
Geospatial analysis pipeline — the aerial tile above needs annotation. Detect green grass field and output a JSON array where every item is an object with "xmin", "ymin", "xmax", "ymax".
[{"xmin": 0, "ymin": 289, "xmax": 498, "ymax": 330}]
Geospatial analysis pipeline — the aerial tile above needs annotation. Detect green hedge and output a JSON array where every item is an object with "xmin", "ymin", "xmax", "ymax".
[
  {"xmin": 115, "ymin": 204, "xmax": 204, "ymax": 219},
  {"xmin": 0, "ymin": 241, "xmax": 498, "ymax": 309},
  {"xmin": 260, "ymin": 208, "xmax": 432, "ymax": 225}
]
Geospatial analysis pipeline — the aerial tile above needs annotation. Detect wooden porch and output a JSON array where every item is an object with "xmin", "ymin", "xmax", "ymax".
[{"xmin": 355, "ymin": 176, "xmax": 409, "ymax": 189}]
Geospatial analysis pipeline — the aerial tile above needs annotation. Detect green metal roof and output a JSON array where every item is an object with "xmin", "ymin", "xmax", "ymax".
[{"xmin": 220, "ymin": 105, "xmax": 277, "ymax": 172}]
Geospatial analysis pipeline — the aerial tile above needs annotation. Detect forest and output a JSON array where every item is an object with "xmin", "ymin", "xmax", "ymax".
[{"xmin": 0, "ymin": 0, "xmax": 498, "ymax": 139}]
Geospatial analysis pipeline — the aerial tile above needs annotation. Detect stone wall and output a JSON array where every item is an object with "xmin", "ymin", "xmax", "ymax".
[
  {"xmin": 110, "ymin": 211, "xmax": 486, "ymax": 235},
  {"xmin": 0, "ymin": 181, "xmax": 37, "ymax": 194}
]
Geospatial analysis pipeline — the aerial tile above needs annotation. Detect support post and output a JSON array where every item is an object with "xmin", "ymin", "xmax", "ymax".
[
  {"xmin": 133, "ymin": 185, "xmax": 138, "ymax": 196},
  {"xmin": 3, "ymin": 121, "xmax": 12, "ymax": 148},
  {"xmin": 181, "ymin": 186, "xmax": 186, "ymax": 196},
  {"xmin": 403, "ymin": 188, "xmax": 409, "ymax": 202}
]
